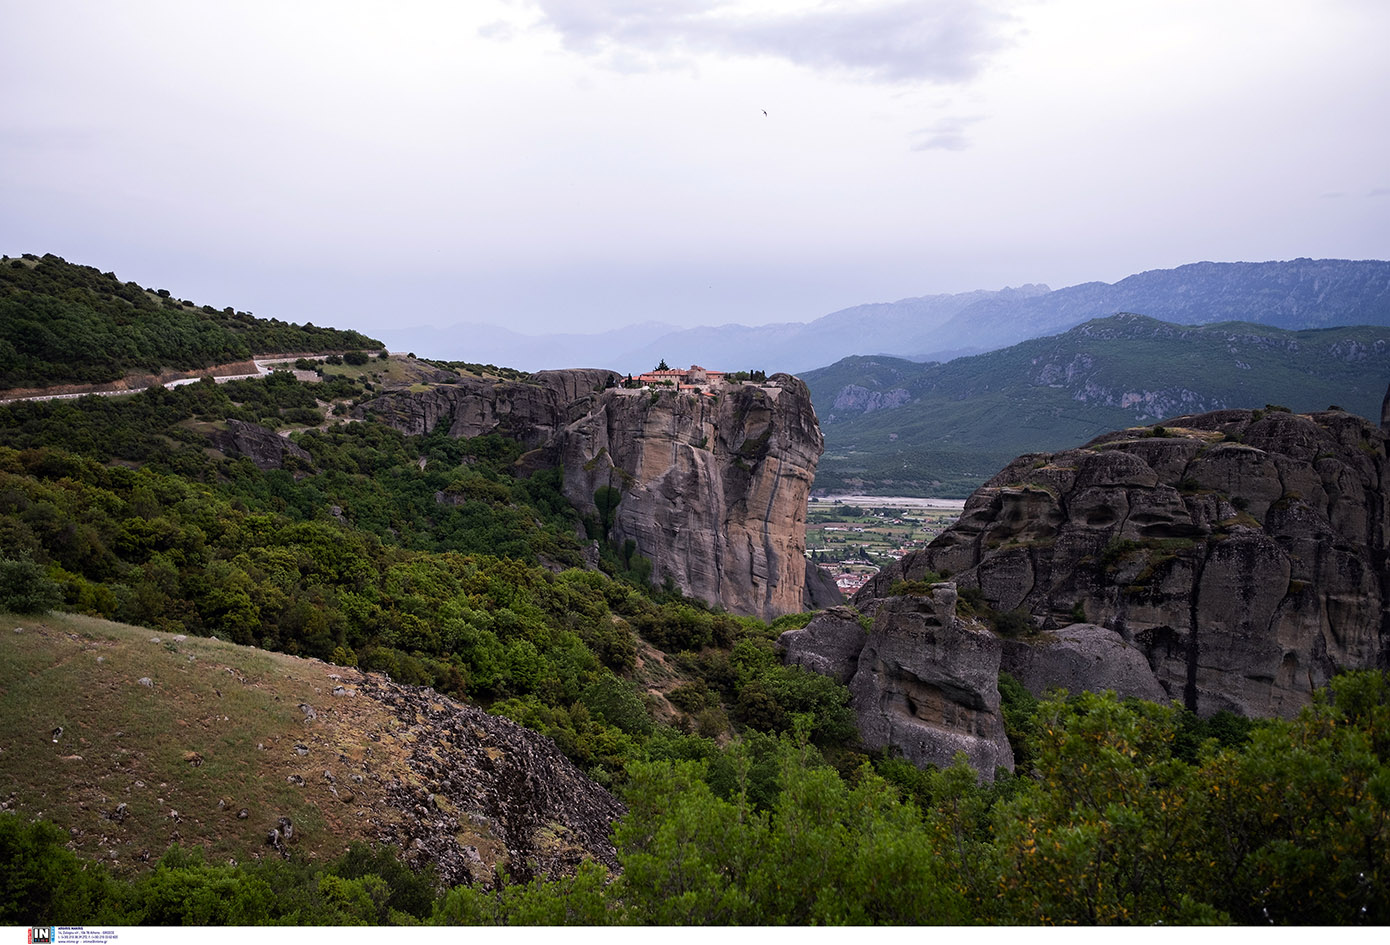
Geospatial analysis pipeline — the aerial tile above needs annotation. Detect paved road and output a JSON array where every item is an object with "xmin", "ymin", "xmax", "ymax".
[{"xmin": 0, "ymin": 357, "xmax": 318, "ymax": 404}]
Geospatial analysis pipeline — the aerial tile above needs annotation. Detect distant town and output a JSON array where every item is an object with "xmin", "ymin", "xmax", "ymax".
[{"xmin": 804, "ymin": 498, "xmax": 965, "ymax": 593}]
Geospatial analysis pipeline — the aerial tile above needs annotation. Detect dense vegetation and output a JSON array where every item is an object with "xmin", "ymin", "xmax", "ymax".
[
  {"xmin": 0, "ymin": 371, "xmax": 852, "ymax": 784},
  {"xmin": 4, "ymin": 276, "xmax": 1386, "ymax": 925},
  {"xmin": 0, "ymin": 254, "xmax": 381, "ymax": 389},
  {"xmin": 5, "ymin": 671, "xmax": 1387, "ymax": 925},
  {"xmin": 805, "ymin": 315, "xmax": 1390, "ymax": 496}
]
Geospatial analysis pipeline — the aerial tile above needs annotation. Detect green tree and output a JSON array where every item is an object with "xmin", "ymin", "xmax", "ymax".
[
  {"xmin": 593, "ymin": 485, "xmax": 622, "ymax": 539},
  {"xmin": 0, "ymin": 554, "xmax": 61, "ymax": 613}
]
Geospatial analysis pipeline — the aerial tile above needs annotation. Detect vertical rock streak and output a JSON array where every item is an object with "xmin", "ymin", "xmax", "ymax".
[{"xmin": 362, "ymin": 371, "xmax": 825, "ymax": 620}]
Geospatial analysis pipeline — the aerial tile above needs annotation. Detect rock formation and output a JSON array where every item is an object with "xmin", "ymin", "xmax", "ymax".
[
  {"xmin": 211, "ymin": 419, "xmax": 314, "ymax": 471},
  {"xmin": 780, "ymin": 587, "xmax": 1014, "ymax": 780},
  {"xmin": 360, "ymin": 369, "xmax": 621, "ymax": 446},
  {"xmin": 858, "ymin": 407, "xmax": 1390, "ymax": 719},
  {"xmin": 1381, "ymin": 380, "xmax": 1389, "ymax": 432},
  {"xmin": 781, "ymin": 606, "xmax": 866, "ymax": 685},
  {"xmin": 999, "ymin": 624, "xmax": 1167, "ymax": 704},
  {"xmin": 361, "ymin": 370, "xmax": 833, "ymax": 620},
  {"xmin": 558, "ymin": 375, "xmax": 827, "ymax": 620}
]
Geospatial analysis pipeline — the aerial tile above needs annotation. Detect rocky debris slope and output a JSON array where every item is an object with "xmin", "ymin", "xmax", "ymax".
[
  {"xmin": 361, "ymin": 370, "xmax": 833, "ymax": 620},
  {"xmin": 858, "ymin": 407, "xmax": 1390, "ymax": 718},
  {"xmin": 780, "ymin": 589, "xmax": 1014, "ymax": 780},
  {"xmin": 353, "ymin": 673, "xmax": 623, "ymax": 886}
]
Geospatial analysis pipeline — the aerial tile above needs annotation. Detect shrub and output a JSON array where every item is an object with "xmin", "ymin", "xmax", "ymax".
[
  {"xmin": 0, "ymin": 555, "xmax": 61, "ymax": 613},
  {"xmin": 993, "ymin": 608, "xmax": 1033, "ymax": 637}
]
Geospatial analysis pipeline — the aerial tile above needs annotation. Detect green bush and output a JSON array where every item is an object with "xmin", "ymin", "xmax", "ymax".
[
  {"xmin": 993, "ymin": 608, "xmax": 1033, "ymax": 637},
  {"xmin": 0, "ymin": 555, "xmax": 61, "ymax": 613}
]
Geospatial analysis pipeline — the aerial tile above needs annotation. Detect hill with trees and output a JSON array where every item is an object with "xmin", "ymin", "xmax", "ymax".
[
  {"xmin": 805, "ymin": 314, "xmax": 1390, "ymax": 495},
  {"xmin": 0, "ymin": 254, "xmax": 382, "ymax": 390}
]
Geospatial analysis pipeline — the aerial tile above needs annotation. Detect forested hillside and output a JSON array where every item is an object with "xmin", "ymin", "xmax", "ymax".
[
  {"xmin": 807, "ymin": 314, "xmax": 1390, "ymax": 495},
  {"xmin": 0, "ymin": 254, "xmax": 381, "ymax": 389}
]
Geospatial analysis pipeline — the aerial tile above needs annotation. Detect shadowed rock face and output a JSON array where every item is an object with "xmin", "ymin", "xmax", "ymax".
[
  {"xmin": 361, "ymin": 370, "xmax": 829, "ymax": 620},
  {"xmin": 858, "ymin": 408, "xmax": 1390, "ymax": 718},
  {"xmin": 211, "ymin": 420, "xmax": 314, "ymax": 471},
  {"xmin": 999, "ymin": 624, "xmax": 1167, "ymax": 704},
  {"xmin": 359, "ymin": 369, "xmax": 621, "ymax": 446},
  {"xmin": 780, "ymin": 606, "xmax": 866, "ymax": 685},
  {"xmin": 781, "ymin": 586, "xmax": 1013, "ymax": 780}
]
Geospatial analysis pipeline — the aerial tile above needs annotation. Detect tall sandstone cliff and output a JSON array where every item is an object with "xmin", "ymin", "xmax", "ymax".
[
  {"xmin": 360, "ymin": 370, "xmax": 833, "ymax": 620},
  {"xmin": 858, "ymin": 407, "xmax": 1390, "ymax": 719}
]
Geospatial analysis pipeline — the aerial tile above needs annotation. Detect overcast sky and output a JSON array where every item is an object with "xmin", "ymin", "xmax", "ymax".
[{"xmin": 3, "ymin": 0, "xmax": 1387, "ymax": 345}]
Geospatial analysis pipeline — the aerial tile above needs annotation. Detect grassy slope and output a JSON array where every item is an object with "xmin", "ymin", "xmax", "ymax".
[{"xmin": 0, "ymin": 610, "xmax": 425, "ymax": 876}]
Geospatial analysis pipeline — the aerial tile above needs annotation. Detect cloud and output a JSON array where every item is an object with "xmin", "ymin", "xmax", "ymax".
[
  {"xmin": 529, "ymin": 0, "xmax": 1017, "ymax": 83},
  {"xmin": 477, "ymin": 19, "xmax": 518, "ymax": 41},
  {"xmin": 1369, "ymin": 187, "xmax": 1390, "ymax": 198},
  {"xmin": 911, "ymin": 114, "xmax": 981, "ymax": 151}
]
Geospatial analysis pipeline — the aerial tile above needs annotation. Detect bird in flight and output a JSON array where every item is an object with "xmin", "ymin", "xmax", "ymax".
[{"xmin": 762, "ymin": 109, "xmax": 767, "ymax": 116}]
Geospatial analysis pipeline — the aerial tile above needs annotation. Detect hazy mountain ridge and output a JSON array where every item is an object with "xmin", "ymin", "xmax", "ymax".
[
  {"xmin": 418, "ymin": 258, "xmax": 1390, "ymax": 375},
  {"xmin": 805, "ymin": 314, "xmax": 1390, "ymax": 495},
  {"xmin": 926, "ymin": 258, "xmax": 1390, "ymax": 353}
]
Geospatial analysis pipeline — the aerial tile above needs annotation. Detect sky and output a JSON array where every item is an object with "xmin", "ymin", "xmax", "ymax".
[{"xmin": 3, "ymin": 0, "xmax": 1388, "ymax": 348}]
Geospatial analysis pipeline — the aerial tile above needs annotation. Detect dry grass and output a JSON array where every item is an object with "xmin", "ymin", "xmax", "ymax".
[{"xmin": 0, "ymin": 611, "xmax": 425, "ymax": 875}]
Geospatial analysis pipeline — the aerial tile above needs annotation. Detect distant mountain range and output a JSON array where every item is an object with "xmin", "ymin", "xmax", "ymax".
[
  {"xmin": 400, "ymin": 258, "xmax": 1390, "ymax": 375},
  {"xmin": 803, "ymin": 314, "xmax": 1390, "ymax": 497}
]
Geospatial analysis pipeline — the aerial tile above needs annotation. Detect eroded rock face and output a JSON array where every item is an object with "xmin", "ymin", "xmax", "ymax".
[
  {"xmin": 360, "ymin": 370, "xmax": 828, "ymax": 619},
  {"xmin": 359, "ymin": 370, "xmax": 621, "ymax": 446},
  {"xmin": 848, "ymin": 587, "xmax": 1014, "ymax": 780},
  {"xmin": 1000, "ymin": 624, "xmax": 1167, "ymax": 703},
  {"xmin": 211, "ymin": 420, "xmax": 314, "ymax": 471},
  {"xmin": 780, "ymin": 586, "xmax": 1013, "ymax": 780},
  {"xmin": 804, "ymin": 561, "xmax": 846, "ymax": 610},
  {"xmin": 858, "ymin": 408, "xmax": 1390, "ymax": 718},
  {"xmin": 560, "ymin": 376, "xmax": 825, "ymax": 620},
  {"xmin": 779, "ymin": 607, "xmax": 866, "ymax": 685}
]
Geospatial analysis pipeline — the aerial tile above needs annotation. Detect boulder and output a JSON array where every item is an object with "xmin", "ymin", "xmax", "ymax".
[
  {"xmin": 779, "ymin": 607, "xmax": 866, "ymax": 685},
  {"xmin": 1000, "ymin": 624, "xmax": 1167, "ymax": 703},
  {"xmin": 210, "ymin": 420, "xmax": 314, "ymax": 472},
  {"xmin": 849, "ymin": 589, "xmax": 1014, "ymax": 781}
]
